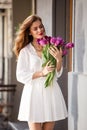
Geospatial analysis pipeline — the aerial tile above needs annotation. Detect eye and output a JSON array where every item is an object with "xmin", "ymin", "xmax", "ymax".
[
  {"xmin": 32, "ymin": 27, "xmax": 38, "ymax": 31},
  {"xmin": 30, "ymin": 24, "xmax": 44, "ymax": 31},
  {"xmin": 39, "ymin": 24, "xmax": 44, "ymax": 29}
]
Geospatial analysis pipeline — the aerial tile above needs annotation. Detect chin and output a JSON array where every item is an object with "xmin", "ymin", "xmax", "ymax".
[{"xmin": 38, "ymin": 35, "xmax": 45, "ymax": 39}]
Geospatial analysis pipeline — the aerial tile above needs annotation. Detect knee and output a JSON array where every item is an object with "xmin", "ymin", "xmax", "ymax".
[
  {"xmin": 43, "ymin": 126, "xmax": 54, "ymax": 130},
  {"xmin": 28, "ymin": 122, "xmax": 42, "ymax": 130}
]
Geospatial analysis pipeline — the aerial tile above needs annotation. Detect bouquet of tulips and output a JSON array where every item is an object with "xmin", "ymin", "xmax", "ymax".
[{"xmin": 37, "ymin": 36, "xmax": 74, "ymax": 87}]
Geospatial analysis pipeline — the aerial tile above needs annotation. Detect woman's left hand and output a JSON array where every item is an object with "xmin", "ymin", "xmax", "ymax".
[{"xmin": 49, "ymin": 45, "xmax": 62, "ymax": 62}]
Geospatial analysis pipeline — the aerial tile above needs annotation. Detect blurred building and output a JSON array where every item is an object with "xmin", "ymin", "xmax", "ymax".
[{"xmin": 0, "ymin": 0, "xmax": 87, "ymax": 130}]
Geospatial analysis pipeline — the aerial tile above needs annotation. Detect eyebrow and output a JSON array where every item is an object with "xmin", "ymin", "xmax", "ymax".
[{"xmin": 31, "ymin": 24, "xmax": 43, "ymax": 30}]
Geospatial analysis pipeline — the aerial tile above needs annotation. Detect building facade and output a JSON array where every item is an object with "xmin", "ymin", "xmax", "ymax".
[{"xmin": 0, "ymin": 0, "xmax": 87, "ymax": 130}]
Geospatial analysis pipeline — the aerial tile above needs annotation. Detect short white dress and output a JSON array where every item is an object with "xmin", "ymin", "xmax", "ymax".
[{"xmin": 16, "ymin": 43, "xmax": 68, "ymax": 122}]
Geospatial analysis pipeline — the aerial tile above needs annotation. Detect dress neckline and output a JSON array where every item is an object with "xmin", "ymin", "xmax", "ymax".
[{"xmin": 30, "ymin": 43, "xmax": 42, "ymax": 59}]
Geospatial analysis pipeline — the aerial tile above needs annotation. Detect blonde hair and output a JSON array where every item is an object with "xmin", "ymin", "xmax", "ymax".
[{"xmin": 13, "ymin": 15, "xmax": 42, "ymax": 58}]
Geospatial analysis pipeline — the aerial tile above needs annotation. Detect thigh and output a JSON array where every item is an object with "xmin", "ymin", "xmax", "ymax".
[
  {"xmin": 42, "ymin": 122, "xmax": 55, "ymax": 130},
  {"xmin": 28, "ymin": 122, "xmax": 42, "ymax": 130}
]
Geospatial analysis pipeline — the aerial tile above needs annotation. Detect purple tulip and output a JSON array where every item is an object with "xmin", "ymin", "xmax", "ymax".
[
  {"xmin": 45, "ymin": 35, "xmax": 51, "ymax": 42},
  {"xmin": 37, "ymin": 38, "xmax": 48, "ymax": 46},
  {"xmin": 65, "ymin": 42, "xmax": 74, "ymax": 49},
  {"xmin": 37, "ymin": 38, "xmax": 41, "ymax": 44},
  {"xmin": 39, "ymin": 39, "xmax": 48, "ymax": 46},
  {"xmin": 62, "ymin": 49, "xmax": 68, "ymax": 56},
  {"xmin": 57, "ymin": 37, "xmax": 64, "ymax": 44},
  {"xmin": 54, "ymin": 37, "xmax": 64, "ymax": 47},
  {"xmin": 50, "ymin": 37, "xmax": 57, "ymax": 45}
]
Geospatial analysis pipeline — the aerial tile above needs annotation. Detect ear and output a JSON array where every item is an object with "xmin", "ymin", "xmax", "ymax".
[
  {"xmin": 29, "ymin": 30, "xmax": 31, "ymax": 35},
  {"xmin": 29, "ymin": 33, "xmax": 31, "ymax": 36}
]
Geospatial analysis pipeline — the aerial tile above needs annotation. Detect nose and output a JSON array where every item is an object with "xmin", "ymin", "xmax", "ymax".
[{"xmin": 38, "ymin": 27, "xmax": 42, "ymax": 32}]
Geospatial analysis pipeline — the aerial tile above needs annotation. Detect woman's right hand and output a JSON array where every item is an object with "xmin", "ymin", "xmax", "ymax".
[
  {"xmin": 42, "ymin": 61, "xmax": 55, "ymax": 76},
  {"xmin": 32, "ymin": 61, "xmax": 55, "ymax": 79}
]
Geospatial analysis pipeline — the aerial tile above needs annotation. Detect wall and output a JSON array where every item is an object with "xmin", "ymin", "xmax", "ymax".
[
  {"xmin": 68, "ymin": 0, "xmax": 87, "ymax": 130},
  {"xmin": 12, "ymin": 0, "xmax": 32, "ymax": 121},
  {"xmin": 36, "ymin": 0, "xmax": 68, "ymax": 130},
  {"xmin": 36, "ymin": 0, "xmax": 53, "ymax": 36},
  {"xmin": 68, "ymin": 72, "xmax": 87, "ymax": 130},
  {"xmin": 73, "ymin": 0, "xmax": 87, "ymax": 73},
  {"xmin": 53, "ymin": 0, "xmax": 69, "ymax": 130}
]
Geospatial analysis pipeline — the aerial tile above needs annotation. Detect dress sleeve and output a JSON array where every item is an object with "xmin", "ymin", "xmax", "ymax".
[
  {"xmin": 16, "ymin": 49, "xmax": 34, "ymax": 84},
  {"xmin": 56, "ymin": 66, "xmax": 63, "ymax": 78}
]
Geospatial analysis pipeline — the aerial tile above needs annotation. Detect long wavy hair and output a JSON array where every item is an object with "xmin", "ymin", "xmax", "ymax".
[{"xmin": 13, "ymin": 15, "xmax": 43, "ymax": 58}]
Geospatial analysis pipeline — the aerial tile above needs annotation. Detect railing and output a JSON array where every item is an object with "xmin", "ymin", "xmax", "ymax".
[
  {"xmin": 0, "ymin": 84, "xmax": 16, "ymax": 119},
  {"xmin": 0, "ymin": 84, "xmax": 16, "ymax": 129}
]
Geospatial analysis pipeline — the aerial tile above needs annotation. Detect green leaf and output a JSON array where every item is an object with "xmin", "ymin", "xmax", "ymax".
[
  {"xmin": 45, "ymin": 73, "xmax": 51, "ymax": 87},
  {"xmin": 42, "ymin": 44, "xmax": 57, "ymax": 87},
  {"xmin": 45, "ymin": 70, "xmax": 56, "ymax": 88}
]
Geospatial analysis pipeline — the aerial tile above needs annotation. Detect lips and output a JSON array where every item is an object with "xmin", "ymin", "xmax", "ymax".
[{"xmin": 39, "ymin": 33, "xmax": 43, "ymax": 35}]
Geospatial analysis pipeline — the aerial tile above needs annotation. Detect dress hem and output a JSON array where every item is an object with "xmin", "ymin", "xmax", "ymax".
[{"xmin": 18, "ymin": 116, "xmax": 68, "ymax": 123}]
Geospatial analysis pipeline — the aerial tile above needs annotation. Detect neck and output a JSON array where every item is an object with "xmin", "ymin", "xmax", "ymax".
[{"xmin": 32, "ymin": 41, "xmax": 43, "ymax": 52}]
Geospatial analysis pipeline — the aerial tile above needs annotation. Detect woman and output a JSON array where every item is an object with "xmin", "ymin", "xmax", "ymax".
[{"xmin": 13, "ymin": 15, "xmax": 67, "ymax": 130}]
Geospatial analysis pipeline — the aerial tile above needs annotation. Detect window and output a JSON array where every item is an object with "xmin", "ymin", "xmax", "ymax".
[
  {"xmin": 0, "ymin": 9, "xmax": 6, "ymax": 84},
  {"xmin": 0, "ymin": 3, "xmax": 12, "ymax": 84}
]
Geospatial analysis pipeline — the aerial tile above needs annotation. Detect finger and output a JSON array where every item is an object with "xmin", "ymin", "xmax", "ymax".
[
  {"xmin": 49, "ymin": 46, "xmax": 55, "ymax": 53},
  {"xmin": 49, "ymin": 49, "xmax": 57, "ymax": 59},
  {"xmin": 60, "ymin": 47, "xmax": 62, "ymax": 51},
  {"xmin": 60, "ymin": 48, "xmax": 63, "ymax": 55},
  {"xmin": 49, "ymin": 48, "xmax": 56, "ymax": 54},
  {"xmin": 46, "ymin": 60, "xmax": 51, "ymax": 66},
  {"xmin": 47, "ymin": 67, "xmax": 55, "ymax": 72},
  {"xmin": 52, "ymin": 46, "xmax": 61, "ymax": 56},
  {"xmin": 49, "ymin": 49, "xmax": 53, "ymax": 54},
  {"xmin": 48, "ymin": 64, "xmax": 55, "ymax": 68},
  {"xmin": 52, "ymin": 45, "xmax": 58, "ymax": 51},
  {"xmin": 49, "ymin": 51, "xmax": 55, "ymax": 58}
]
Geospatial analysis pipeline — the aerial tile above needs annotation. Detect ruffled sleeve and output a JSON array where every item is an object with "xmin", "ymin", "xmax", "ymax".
[{"xmin": 16, "ymin": 48, "xmax": 34, "ymax": 84}]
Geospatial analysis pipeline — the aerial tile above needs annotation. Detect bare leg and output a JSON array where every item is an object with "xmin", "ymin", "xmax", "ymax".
[
  {"xmin": 28, "ymin": 122, "xmax": 42, "ymax": 130},
  {"xmin": 42, "ymin": 122, "xmax": 55, "ymax": 130}
]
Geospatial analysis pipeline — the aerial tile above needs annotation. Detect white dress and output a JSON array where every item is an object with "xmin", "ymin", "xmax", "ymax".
[{"xmin": 16, "ymin": 43, "xmax": 68, "ymax": 122}]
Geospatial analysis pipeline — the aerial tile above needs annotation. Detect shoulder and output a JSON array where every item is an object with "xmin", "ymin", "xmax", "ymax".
[
  {"xmin": 17, "ymin": 44, "xmax": 31, "ymax": 61},
  {"xmin": 21, "ymin": 44, "xmax": 30, "ymax": 51},
  {"xmin": 20, "ymin": 44, "xmax": 31, "ymax": 54}
]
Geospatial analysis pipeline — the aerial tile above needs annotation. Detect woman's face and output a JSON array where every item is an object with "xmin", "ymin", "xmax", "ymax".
[{"xmin": 29, "ymin": 20, "xmax": 45, "ymax": 40}]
